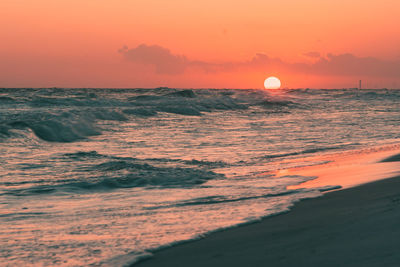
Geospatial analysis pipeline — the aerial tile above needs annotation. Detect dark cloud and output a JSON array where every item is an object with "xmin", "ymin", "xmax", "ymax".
[{"xmin": 120, "ymin": 44, "xmax": 400, "ymax": 78}]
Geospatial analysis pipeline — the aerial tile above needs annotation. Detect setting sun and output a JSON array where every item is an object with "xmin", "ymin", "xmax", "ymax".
[{"xmin": 264, "ymin": 77, "xmax": 281, "ymax": 89}]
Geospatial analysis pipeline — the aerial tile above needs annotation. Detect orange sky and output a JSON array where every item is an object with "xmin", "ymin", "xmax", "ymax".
[{"xmin": 1, "ymin": 0, "xmax": 399, "ymax": 88}]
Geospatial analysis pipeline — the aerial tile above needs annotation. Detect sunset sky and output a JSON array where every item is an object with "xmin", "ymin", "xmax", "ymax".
[{"xmin": 1, "ymin": 0, "xmax": 399, "ymax": 89}]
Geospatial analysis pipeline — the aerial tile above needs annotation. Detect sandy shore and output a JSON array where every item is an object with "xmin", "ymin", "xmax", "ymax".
[{"xmin": 134, "ymin": 153, "xmax": 400, "ymax": 267}]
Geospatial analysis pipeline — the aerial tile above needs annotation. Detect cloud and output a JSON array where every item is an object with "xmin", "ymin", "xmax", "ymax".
[
  {"xmin": 120, "ymin": 44, "xmax": 287, "ymax": 75},
  {"xmin": 119, "ymin": 44, "xmax": 188, "ymax": 75},
  {"xmin": 303, "ymin": 51, "xmax": 321, "ymax": 58},
  {"xmin": 120, "ymin": 44, "xmax": 400, "ymax": 78},
  {"xmin": 309, "ymin": 53, "xmax": 400, "ymax": 77}
]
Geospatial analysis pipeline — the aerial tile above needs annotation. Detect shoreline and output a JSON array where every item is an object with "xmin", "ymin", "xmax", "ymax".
[{"xmin": 133, "ymin": 152, "xmax": 400, "ymax": 267}]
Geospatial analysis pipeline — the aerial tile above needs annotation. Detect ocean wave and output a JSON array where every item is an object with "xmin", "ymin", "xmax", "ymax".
[
  {"xmin": 261, "ymin": 151, "xmax": 302, "ymax": 159},
  {"xmin": 90, "ymin": 159, "xmax": 224, "ymax": 188},
  {"xmin": 288, "ymin": 88, "xmax": 400, "ymax": 100},
  {"xmin": 165, "ymin": 89, "xmax": 196, "ymax": 98},
  {"xmin": 182, "ymin": 159, "xmax": 227, "ymax": 168},
  {"xmin": 0, "ymin": 88, "xmax": 306, "ymax": 143},
  {"xmin": 0, "ymin": 126, "xmax": 11, "ymax": 137},
  {"xmin": 158, "ymin": 106, "xmax": 202, "ymax": 116},
  {"xmin": 261, "ymin": 144, "xmax": 356, "ymax": 159},
  {"xmin": 63, "ymin": 151, "xmax": 228, "ymax": 171},
  {"xmin": 122, "ymin": 108, "xmax": 158, "ymax": 116},
  {"xmin": 358, "ymin": 90, "xmax": 400, "ymax": 100},
  {"xmin": 0, "ymin": 96, "xmax": 16, "ymax": 102},
  {"xmin": 1, "ymin": 108, "xmax": 130, "ymax": 142},
  {"xmin": 129, "ymin": 95, "xmax": 161, "ymax": 101},
  {"xmin": 30, "ymin": 119, "xmax": 100, "ymax": 142},
  {"xmin": 3, "ymin": 159, "xmax": 224, "ymax": 196},
  {"xmin": 91, "ymin": 109, "xmax": 128, "ymax": 121},
  {"xmin": 131, "ymin": 92, "xmax": 250, "ymax": 116},
  {"xmin": 146, "ymin": 190, "xmax": 299, "ymax": 210},
  {"xmin": 5, "ymin": 117, "xmax": 100, "ymax": 142},
  {"xmin": 63, "ymin": 151, "xmax": 105, "ymax": 160},
  {"xmin": 257, "ymin": 99, "xmax": 296, "ymax": 107}
]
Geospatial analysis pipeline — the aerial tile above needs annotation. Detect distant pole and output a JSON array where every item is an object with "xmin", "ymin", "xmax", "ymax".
[{"xmin": 359, "ymin": 80, "xmax": 362, "ymax": 90}]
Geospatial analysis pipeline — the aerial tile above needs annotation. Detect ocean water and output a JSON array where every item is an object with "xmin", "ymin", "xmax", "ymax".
[{"xmin": 0, "ymin": 88, "xmax": 399, "ymax": 266}]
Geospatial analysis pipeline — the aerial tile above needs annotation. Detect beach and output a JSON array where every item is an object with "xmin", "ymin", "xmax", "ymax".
[{"xmin": 135, "ymin": 154, "xmax": 400, "ymax": 267}]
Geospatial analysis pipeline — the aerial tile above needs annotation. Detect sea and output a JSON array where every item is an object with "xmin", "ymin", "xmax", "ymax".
[{"xmin": 1, "ymin": 87, "xmax": 399, "ymax": 266}]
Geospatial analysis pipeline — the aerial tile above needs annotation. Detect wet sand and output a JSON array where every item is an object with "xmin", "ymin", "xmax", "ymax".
[{"xmin": 134, "ymin": 153, "xmax": 400, "ymax": 267}]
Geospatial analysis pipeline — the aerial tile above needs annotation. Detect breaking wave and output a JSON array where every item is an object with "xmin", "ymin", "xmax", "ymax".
[
  {"xmin": 3, "ymin": 155, "xmax": 225, "ymax": 196},
  {"xmin": 0, "ymin": 88, "xmax": 301, "ymax": 142}
]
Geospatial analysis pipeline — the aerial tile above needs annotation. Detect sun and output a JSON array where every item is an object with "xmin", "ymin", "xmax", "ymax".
[{"xmin": 264, "ymin": 77, "xmax": 281, "ymax": 89}]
